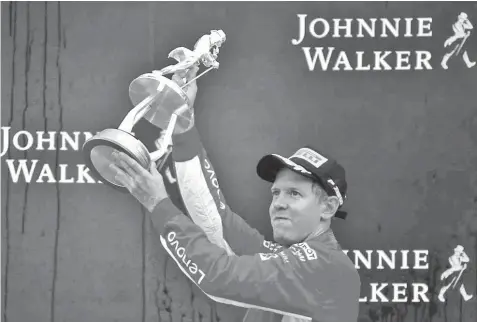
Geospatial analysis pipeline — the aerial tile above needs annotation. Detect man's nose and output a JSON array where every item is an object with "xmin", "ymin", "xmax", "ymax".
[{"xmin": 272, "ymin": 196, "xmax": 288, "ymax": 211}]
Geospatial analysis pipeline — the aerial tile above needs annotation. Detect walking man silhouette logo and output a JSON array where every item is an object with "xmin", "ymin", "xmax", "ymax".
[
  {"xmin": 441, "ymin": 12, "xmax": 476, "ymax": 69},
  {"xmin": 438, "ymin": 245, "xmax": 473, "ymax": 302}
]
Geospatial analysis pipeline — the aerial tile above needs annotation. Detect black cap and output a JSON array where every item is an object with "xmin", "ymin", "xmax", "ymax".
[{"xmin": 256, "ymin": 146, "xmax": 348, "ymax": 219}]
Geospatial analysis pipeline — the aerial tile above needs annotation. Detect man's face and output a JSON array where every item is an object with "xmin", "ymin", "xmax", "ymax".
[{"xmin": 269, "ymin": 168, "xmax": 324, "ymax": 246}]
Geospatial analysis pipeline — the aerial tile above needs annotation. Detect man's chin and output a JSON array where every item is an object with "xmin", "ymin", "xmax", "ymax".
[{"xmin": 273, "ymin": 231, "xmax": 294, "ymax": 247}]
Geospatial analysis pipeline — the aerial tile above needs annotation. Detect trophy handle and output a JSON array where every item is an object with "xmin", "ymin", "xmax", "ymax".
[
  {"xmin": 149, "ymin": 103, "xmax": 190, "ymax": 162},
  {"xmin": 118, "ymin": 94, "xmax": 158, "ymax": 132}
]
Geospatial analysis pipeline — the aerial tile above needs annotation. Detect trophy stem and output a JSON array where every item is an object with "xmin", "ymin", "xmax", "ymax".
[
  {"xmin": 181, "ymin": 66, "xmax": 215, "ymax": 88},
  {"xmin": 150, "ymin": 113, "xmax": 179, "ymax": 162},
  {"xmin": 118, "ymin": 94, "xmax": 158, "ymax": 132},
  {"xmin": 156, "ymin": 148, "xmax": 172, "ymax": 171}
]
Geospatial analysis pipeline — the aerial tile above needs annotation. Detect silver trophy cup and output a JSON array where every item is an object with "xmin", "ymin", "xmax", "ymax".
[{"xmin": 82, "ymin": 30, "xmax": 226, "ymax": 191}]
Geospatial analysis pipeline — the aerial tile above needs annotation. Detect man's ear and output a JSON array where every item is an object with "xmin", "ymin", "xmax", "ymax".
[{"xmin": 321, "ymin": 196, "xmax": 340, "ymax": 220}]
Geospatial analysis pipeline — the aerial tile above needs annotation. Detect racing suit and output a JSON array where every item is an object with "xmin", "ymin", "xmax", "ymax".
[{"xmin": 152, "ymin": 126, "xmax": 361, "ymax": 322}]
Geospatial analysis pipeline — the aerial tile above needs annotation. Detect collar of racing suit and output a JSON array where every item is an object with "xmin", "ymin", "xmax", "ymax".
[{"xmin": 302, "ymin": 227, "xmax": 342, "ymax": 251}]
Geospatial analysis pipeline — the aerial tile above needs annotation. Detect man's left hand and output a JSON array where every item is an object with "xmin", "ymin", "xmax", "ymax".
[{"xmin": 110, "ymin": 151, "xmax": 168, "ymax": 212}]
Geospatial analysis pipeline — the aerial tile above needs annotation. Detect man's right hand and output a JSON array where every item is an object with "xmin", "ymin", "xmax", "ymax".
[{"xmin": 172, "ymin": 64, "xmax": 199, "ymax": 110}]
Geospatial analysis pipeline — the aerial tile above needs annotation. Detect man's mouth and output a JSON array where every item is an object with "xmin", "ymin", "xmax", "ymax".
[{"xmin": 273, "ymin": 216, "xmax": 289, "ymax": 221}]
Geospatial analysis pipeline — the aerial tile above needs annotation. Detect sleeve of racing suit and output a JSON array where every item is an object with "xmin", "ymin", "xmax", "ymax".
[
  {"xmin": 151, "ymin": 198, "xmax": 358, "ymax": 322},
  {"xmin": 171, "ymin": 126, "xmax": 276, "ymax": 256}
]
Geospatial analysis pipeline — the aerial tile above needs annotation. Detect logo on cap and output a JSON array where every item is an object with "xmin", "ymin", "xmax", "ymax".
[
  {"xmin": 272, "ymin": 154, "xmax": 312, "ymax": 176},
  {"xmin": 291, "ymin": 148, "xmax": 328, "ymax": 169}
]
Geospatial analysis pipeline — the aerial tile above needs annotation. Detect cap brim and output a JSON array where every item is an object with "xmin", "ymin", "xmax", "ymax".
[{"xmin": 256, "ymin": 154, "xmax": 315, "ymax": 183}]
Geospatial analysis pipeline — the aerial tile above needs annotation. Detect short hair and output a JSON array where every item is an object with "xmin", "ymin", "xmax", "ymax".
[{"xmin": 311, "ymin": 181, "xmax": 329, "ymax": 203}]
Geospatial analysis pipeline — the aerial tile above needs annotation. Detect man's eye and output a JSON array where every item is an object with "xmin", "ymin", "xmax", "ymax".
[
  {"xmin": 290, "ymin": 190, "xmax": 300, "ymax": 197},
  {"xmin": 271, "ymin": 190, "xmax": 279, "ymax": 196}
]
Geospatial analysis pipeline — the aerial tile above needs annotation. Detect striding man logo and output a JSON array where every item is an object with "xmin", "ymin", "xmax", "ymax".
[
  {"xmin": 441, "ymin": 12, "xmax": 476, "ymax": 69},
  {"xmin": 438, "ymin": 245, "xmax": 474, "ymax": 302}
]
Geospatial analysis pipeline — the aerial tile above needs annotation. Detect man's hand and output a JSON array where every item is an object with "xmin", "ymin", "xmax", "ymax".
[
  {"xmin": 172, "ymin": 64, "xmax": 199, "ymax": 109},
  {"xmin": 110, "ymin": 151, "xmax": 168, "ymax": 212}
]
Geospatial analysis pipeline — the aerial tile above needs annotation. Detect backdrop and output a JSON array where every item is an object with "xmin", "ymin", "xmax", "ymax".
[{"xmin": 2, "ymin": 2, "xmax": 477, "ymax": 322}]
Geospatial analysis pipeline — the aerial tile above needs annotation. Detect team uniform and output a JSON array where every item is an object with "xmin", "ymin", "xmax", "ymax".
[{"xmin": 150, "ymin": 126, "xmax": 360, "ymax": 322}]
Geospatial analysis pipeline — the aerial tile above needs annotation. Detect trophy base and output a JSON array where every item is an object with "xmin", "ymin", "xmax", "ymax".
[
  {"xmin": 83, "ymin": 129, "xmax": 151, "ymax": 192},
  {"xmin": 129, "ymin": 73, "xmax": 194, "ymax": 134}
]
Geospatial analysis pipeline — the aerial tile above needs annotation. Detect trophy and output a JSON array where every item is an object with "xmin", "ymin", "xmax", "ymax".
[{"xmin": 82, "ymin": 30, "xmax": 226, "ymax": 193}]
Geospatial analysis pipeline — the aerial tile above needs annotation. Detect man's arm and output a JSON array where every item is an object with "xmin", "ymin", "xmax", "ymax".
[
  {"xmin": 460, "ymin": 252, "xmax": 470, "ymax": 263},
  {"xmin": 171, "ymin": 125, "xmax": 279, "ymax": 256},
  {"xmin": 151, "ymin": 197, "xmax": 360, "ymax": 322},
  {"xmin": 463, "ymin": 19, "xmax": 473, "ymax": 30}
]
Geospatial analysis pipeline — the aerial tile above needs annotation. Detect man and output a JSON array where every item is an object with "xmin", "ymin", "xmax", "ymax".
[
  {"xmin": 441, "ymin": 12, "xmax": 476, "ymax": 69},
  {"xmin": 438, "ymin": 245, "xmax": 473, "ymax": 302},
  {"xmin": 111, "ymin": 66, "xmax": 360, "ymax": 322}
]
